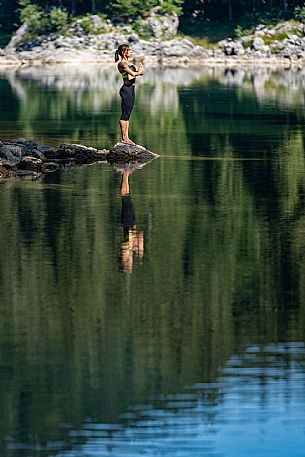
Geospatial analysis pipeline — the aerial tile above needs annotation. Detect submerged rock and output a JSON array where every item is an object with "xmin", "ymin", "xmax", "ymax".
[{"xmin": 107, "ymin": 142, "xmax": 159, "ymax": 164}]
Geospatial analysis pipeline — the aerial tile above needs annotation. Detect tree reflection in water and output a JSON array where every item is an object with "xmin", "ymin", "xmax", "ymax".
[{"xmin": 1, "ymin": 64, "xmax": 305, "ymax": 456}]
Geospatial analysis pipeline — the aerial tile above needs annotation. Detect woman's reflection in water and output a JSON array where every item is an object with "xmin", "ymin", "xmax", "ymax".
[{"xmin": 119, "ymin": 169, "xmax": 144, "ymax": 273}]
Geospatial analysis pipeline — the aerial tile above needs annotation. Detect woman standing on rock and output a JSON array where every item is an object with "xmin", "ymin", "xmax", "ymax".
[{"xmin": 115, "ymin": 44, "xmax": 143, "ymax": 145}]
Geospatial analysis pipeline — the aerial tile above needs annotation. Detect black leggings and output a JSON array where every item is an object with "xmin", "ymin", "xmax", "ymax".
[{"xmin": 119, "ymin": 84, "xmax": 135, "ymax": 121}]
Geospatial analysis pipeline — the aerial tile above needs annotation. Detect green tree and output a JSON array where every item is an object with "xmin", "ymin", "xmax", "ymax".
[{"xmin": 108, "ymin": 0, "xmax": 183, "ymax": 20}]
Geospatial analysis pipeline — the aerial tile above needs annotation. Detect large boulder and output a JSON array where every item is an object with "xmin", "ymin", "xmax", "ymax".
[
  {"xmin": 162, "ymin": 38, "xmax": 198, "ymax": 57},
  {"xmin": 220, "ymin": 39, "xmax": 245, "ymax": 56},
  {"xmin": 0, "ymin": 143, "xmax": 22, "ymax": 164},
  {"xmin": 252, "ymin": 37, "xmax": 265, "ymax": 50},
  {"xmin": 107, "ymin": 143, "xmax": 159, "ymax": 164},
  {"xmin": 136, "ymin": 7, "xmax": 179, "ymax": 39},
  {"xmin": 14, "ymin": 138, "xmax": 55, "ymax": 156},
  {"xmin": 44, "ymin": 143, "xmax": 108, "ymax": 162}
]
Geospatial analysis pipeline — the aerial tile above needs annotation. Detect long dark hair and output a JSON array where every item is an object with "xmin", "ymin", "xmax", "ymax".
[{"xmin": 115, "ymin": 43, "xmax": 130, "ymax": 62}]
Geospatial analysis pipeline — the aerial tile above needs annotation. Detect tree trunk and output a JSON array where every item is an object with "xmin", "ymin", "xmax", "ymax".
[
  {"xmin": 71, "ymin": 0, "xmax": 76, "ymax": 15},
  {"xmin": 92, "ymin": 0, "xmax": 96, "ymax": 13},
  {"xmin": 228, "ymin": 0, "xmax": 233, "ymax": 21},
  {"xmin": 283, "ymin": 0, "xmax": 288, "ymax": 13}
]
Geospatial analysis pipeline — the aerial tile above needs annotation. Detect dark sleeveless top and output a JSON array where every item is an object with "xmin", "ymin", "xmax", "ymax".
[{"xmin": 120, "ymin": 64, "xmax": 137, "ymax": 79}]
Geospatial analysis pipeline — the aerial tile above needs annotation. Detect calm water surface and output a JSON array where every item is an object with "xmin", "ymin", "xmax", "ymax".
[{"xmin": 1, "ymin": 64, "xmax": 305, "ymax": 456}]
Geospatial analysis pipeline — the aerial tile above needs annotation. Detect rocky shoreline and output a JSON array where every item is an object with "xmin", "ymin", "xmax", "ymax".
[
  {"xmin": 0, "ymin": 139, "xmax": 158, "ymax": 180},
  {"xmin": 3, "ymin": 17, "xmax": 305, "ymax": 67}
]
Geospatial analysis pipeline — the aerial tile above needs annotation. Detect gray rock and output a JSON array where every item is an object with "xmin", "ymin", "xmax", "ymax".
[
  {"xmin": 288, "ymin": 34, "xmax": 299, "ymax": 42},
  {"xmin": 274, "ymin": 22, "xmax": 295, "ymax": 33},
  {"xmin": 116, "ymin": 25, "xmax": 133, "ymax": 34},
  {"xmin": 0, "ymin": 145, "xmax": 21, "ymax": 164},
  {"xmin": 162, "ymin": 38, "xmax": 194, "ymax": 57},
  {"xmin": 3, "ymin": 144, "xmax": 23, "ymax": 157},
  {"xmin": 6, "ymin": 23, "xmax": 29, "ymax": 50},
  {"xmin": 218, "ymin": 38, "xmax": 232, "ymax": 48},
  {"xmin": 15, "ymin": 139, "xmax": 41, "ymax": 155},
  {"xmin": 298, "ymin": 24, "xmax": 305, "ymax": 35},
  {"xmin": 271, "ymin": 41, "xmax": 285, "ymax": 52},
  {"xmin": 18, "ymin": 156, "xmax": 42, "ymax": 170},
  {"xmin": 223, "ymin": 40, "xmax": 244, "ymax": 56},
  {"xmin": 128, "ymin": 35, "xmax": 139, "ymax": 44},
  {"xmin": 32, "ymin": 149, "xmax": 47, "ymax": 162},
  {"xmin": 90, "ymin": 15, "xmax": 109, "ymax": 32},
  {"xmin": 136, "ymin": 9, "xmax": 179, "ymax": 39},
  {"xmin": 224, "ymin": 44, "xmax": 234, "ymax": 56},
  {"xmin": 255, "ymin": 30, "xmax": 266, "ymax": 37},
  {"xmin": 234, "ymin": 42, "xmax": 245, "ymax": 55},
  {"xmin": 107, "ymin": 142, "xmax": 159, "ymax": 164},
  {"xmin": 190, "ymin": 45, "xmax": 209, "ymax": 57},
  {"xmin": 252, "ymin": 37, "xmax": 265, "ymax": 50},
  {"xmin": 56, "ymin": 143, "xmax": 108, "ymax": 162},
  {"xmin": 72, "ymin": 22, "xmax": 86, "ymax": 37}
]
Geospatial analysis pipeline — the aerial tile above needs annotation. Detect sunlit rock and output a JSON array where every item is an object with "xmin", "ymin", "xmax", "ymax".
[
  {"xmin": 136, "ymin": 8, "xmax": 179, "ymax": 39},
  {"xmin": 107, "ymin": 142, "xmax": 159, "ymax": 164},
  {"xmin": 45, "ymin": 143, "xmax": 108, "ymax": 162}
]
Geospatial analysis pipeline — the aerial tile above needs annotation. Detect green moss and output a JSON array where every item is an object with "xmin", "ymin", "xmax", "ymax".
[
  {"xmin": 234, "ymin": 25, "xmax": 255, "ymax": 38},
  {"xmin": 263, "ymin": 32, "xmax": 288, "ymax": 45},
  {"xmin": 242, "ymin": 39, "xmax": 252, "ymax": 49},
  {"xmin": 132, "ymin": 21, "xmax": 153, "ymax": 40},
  {"xmin": 187, "ymin": 36, "xmax": 217, "ymax": 49}
]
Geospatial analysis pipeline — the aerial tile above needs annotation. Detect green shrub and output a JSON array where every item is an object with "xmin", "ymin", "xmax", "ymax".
[
  {"xmin": 78, "ymin": 14, "xmax": 108, "ymax": 34},
  {"xmin": 234, "ymin": 24, "xmax": 255, "ymax": 38},
  {"xmin": 159, "ymin": 0, "xmax": 183, "ymax": 16},
  {"xmin": 108, "ymin": 0, "xmax": 182, "ymax": 20},
  {"xmin": 294, "ymin": 5, "xmax": 305, "ymax": 23},
  {"xmin": 19, "ymin": 1, "xmax": 42, "ymax": 35},
  {"xmin": 188, "ymin": 36, "xmax": 216, "ymax": 49},
  {"xmin": 242, "ymin": 39, "xmax": 252, "ymax": 49},
  {"xmin": 109, "ymin": 0, "xmax": 157, "ymax": 20},
  {"xmin": 19, "ymin": 1, "xmax": 68, "ymax": 36},
  {"xmin": 263, "ymin": 31, "xmax": 289, "ymax": 45},
  {"xmin": 49, "ymin": 8, "xmax": 68, "ymax": 32},
  {"xmin": 133, "ymin": 21, "xmax": 153, "ymax": 39},
  {"xmin": 79, "ymin": 15, "xmax": 93, "ymax": 33}
]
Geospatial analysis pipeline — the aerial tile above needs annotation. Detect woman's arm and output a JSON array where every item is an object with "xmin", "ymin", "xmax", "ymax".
[{"xmin": 118, "ymin": 61, "xmax": 143, "ymax": 77}]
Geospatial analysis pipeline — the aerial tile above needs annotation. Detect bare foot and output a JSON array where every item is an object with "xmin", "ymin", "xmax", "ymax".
[{"xmin": 122, "ymin": 139, "xmax": 136, "ymax": 145}]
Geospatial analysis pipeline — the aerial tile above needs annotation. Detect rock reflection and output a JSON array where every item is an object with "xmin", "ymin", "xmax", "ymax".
[{"xmin": 3, "ymin": 64, "xmax": 305, "ymax": 113}]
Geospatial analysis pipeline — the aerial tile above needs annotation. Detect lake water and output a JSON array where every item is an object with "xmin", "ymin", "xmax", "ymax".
[{"xmin": 1, "ymin": 64, "xmax": 305, "ymax": 456}]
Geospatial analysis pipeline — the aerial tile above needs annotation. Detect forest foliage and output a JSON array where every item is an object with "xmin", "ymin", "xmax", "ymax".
[{"xmin": 1, "ymin": 1, "xmax": 305, "ymax": 37}]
